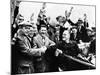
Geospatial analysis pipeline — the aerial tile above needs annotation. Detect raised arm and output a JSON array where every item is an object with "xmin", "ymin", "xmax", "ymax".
[{"xmin": 64, "ymin": 7, "xmax": 77, "ymax": 26}]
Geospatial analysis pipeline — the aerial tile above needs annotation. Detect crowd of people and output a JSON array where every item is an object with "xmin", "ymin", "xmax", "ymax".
[{"xmin": 11, "ymin": 1, "xmax": 96, "ymax": 74}]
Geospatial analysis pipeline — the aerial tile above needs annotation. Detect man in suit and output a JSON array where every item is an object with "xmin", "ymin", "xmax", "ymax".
[
  {"xmin": 11, "ymin": 21, "xmax": 46, "ymax": 74},
  {"xmin": 32, "ymin": 25, "xmax": 55, "ymax": 72}
]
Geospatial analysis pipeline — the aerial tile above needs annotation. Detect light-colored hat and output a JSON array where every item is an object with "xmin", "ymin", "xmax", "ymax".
[{"xmin": 18, "ymin": 21, "xmax": 32, "ymax": 27}]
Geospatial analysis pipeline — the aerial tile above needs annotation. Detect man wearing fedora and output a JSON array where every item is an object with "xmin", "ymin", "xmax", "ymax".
[{"xmin": 11, "ymin": 21, "xmax": 47, "ymax": 74}]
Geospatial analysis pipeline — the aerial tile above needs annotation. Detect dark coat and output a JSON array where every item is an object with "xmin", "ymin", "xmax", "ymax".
[
  {"xmin": 12, "ymin": 34, "xmax": 36, "ymax": 74},
  {"xmin": 77, "ymin": 26, "xmax": 90, "ymax": 42},
  {"xmin": 66, "ymin": 19, "xmax": 90, "ymax": 42},
  {"xmin": 89, "ymin": 39, "xmax": 96, "ymax": 54}
]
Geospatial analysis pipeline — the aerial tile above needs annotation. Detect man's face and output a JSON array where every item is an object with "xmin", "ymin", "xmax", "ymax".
[
  {"xmin": 78, "ymin": 23, "xmax": 84, "ymax": 27},
  {"xmin": 23, "ymin": 25, "xmax": 37, "ymax": 37},
  {"xmin": 58, "ymin": 17, "xmax": 63, "ymax": 23},
  {"xmin": 23, "ymin": 26, "xmax": 30, "ymax": 35},
  {"xmin": 28, "ymin": 25, "xmax": 37, "ymax": 38},
  {"xmin": 62, "ymin": 30, "xmax": 70, "ymax": 41},
  {"xmin": 40, "ymin": 27, "xmax": 47, "ymax": 37}
]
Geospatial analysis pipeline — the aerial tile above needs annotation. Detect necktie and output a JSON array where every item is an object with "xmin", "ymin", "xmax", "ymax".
[
  {"xmin": 30, "ymin": 37, "xmax": 34, "ymax": 48},
  {"xmin": 42, "ymin": 37, "xmax": 45, "ymax": 45}
]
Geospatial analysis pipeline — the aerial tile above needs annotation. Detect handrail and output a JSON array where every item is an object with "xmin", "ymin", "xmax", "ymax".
[{"xmin": 63, "ymin": 54, "xmax": 96, "ymax": 68}]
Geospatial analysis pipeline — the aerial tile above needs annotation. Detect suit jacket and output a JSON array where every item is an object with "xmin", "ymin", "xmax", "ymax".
[
  {"xmin": 77, "ymin": 26, "xmax": 90, "ymax": 42},
  {"xmin": 34, "ymin": 34, "xmax": 55, "ymax": 48}
]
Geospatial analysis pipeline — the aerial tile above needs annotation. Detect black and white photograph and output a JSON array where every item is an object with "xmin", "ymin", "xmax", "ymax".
[{"xmin": 11, "ymin": 0, "xmax": 96, "ymax": 74}]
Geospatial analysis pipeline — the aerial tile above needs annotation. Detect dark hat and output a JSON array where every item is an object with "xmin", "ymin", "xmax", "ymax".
[
  {"xmin": 56, "ymin": 16, "xmax": 63, "ymax": 21},
  {"xmin": 77, "ymin": 18, "xmax": 83, "ymax": 24}
]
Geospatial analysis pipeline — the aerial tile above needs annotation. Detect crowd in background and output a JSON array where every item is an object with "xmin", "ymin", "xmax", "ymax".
[{"xmin": 11, "ymin": 1, "xmax": 96, "ymax": 74}]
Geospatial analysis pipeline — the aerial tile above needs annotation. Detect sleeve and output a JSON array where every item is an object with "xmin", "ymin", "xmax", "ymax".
[
  {"xmin": 84, "ymin": 21, "xmax": 89, "ymax": 28},
  {"xmin": 48, "ymin": 38, "xmax": 55, "ymax": 46},
  {"xmin": 16, "ymin": 39, "xmax": 31, "ymax": 55},
  {"xmin": 17, "ymin": 38, "xmax": 42, "ymax": 56},
  {"xmin": 67, "ymin": 19, "xmax": 77, "ymax": 26},
  {"xmin": 44, "ymin": 45, "xmax": 57, "ymax": 59}
]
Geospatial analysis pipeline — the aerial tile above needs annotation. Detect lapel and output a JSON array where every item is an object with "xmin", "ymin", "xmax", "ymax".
[
  {"xmin": 37, "ymin": 34, "xmax": 45, "ymax": 46},
  {"xmin": 17, "ymin": 31, "xmax": 32, "ymax": 49},
  {"xmin": 24, "ymin": 35, "xmax": 31, "ymax": 48},
  {"xmin": 44, "ymin": 36, "xmax": 48, "ymax": 46}
]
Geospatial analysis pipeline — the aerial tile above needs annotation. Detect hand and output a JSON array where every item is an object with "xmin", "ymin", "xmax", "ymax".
[
  {"xmin": 84, "ymin": 13, "xmax": 87, "ymax": 20},
  {"xmin": 68, "ymin": 7, "xmax": 74, "ymax": 16},
  {"xmin": 41, "ymin": 46, "xmax": 47, "ymax": 53},
  {"xmin": 30, "ymin": 13, "xmax": 34, "ymax": 21},
  {"xmin": 70, "ymin": 7, "xmax": 74, "ymax": 12},
  {"xmin": 65, "ymin": 10, "xmax": 68, "ymax": 17},
  {"xmin": 55, "ymin": 49, "xmax": 63, "ymax": 56},
  {"xmin": 84, "ymin": 13, "xmax": 87, "ymax": 17},
  {"xmin": 79, "ymin": 40, "xmax": 83, "ymax": 44},
  {"xmin": 65, "ymin": 7, "xmax": 74, "ymax": 18}
]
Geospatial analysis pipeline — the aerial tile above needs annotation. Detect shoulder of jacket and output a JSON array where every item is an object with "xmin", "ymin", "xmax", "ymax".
[{"xmin": 34, "ymin": 34, "xmax": 40, "ymax": 39}]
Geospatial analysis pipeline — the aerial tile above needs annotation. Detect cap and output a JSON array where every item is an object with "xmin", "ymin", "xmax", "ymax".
[
  {"xmin": 77, "ymin": 18, "xmax": 83, "ymax": 24},
  {"xmin": 18, "ymin": 21, "xmax": 32, "ymax": 27}
]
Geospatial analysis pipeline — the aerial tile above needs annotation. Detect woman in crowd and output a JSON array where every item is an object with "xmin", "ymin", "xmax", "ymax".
[{"xmin": 45, "ymin": 30, "xmax": 80, "ymax": 71}]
